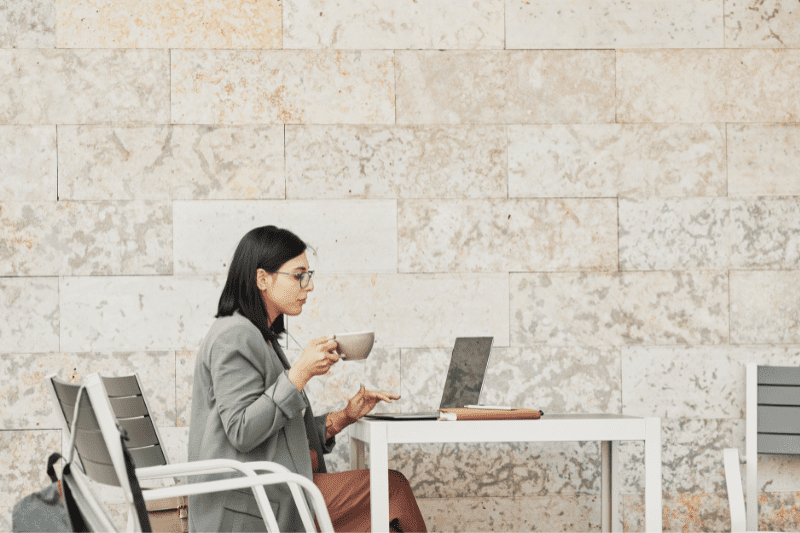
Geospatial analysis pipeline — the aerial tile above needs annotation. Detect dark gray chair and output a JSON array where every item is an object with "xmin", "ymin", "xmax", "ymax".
[
  {"xmin": 724, "ymin": 363, "xmax": 800, "ymax": 532},
  {"xmin": 47, "ymin": 373, "xmax": 169, "ymax": 486}
]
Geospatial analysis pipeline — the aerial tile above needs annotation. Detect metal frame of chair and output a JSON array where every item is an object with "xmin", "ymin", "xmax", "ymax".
[
  {"xmin": 46, "ymin": 372, "xmax": 335, "ymax": 533},
  {"xmin": 61, "ymin": 456, "xmax": 120, "ymax": 532}
]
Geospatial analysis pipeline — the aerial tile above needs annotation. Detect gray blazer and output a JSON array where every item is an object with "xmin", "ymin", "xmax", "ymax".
[{"xmin": 187, "ymin": 312, "xmax": 336, "ymax": 532}]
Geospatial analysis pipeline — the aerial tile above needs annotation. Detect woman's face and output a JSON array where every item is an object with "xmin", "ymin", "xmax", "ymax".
[{"xmin": 257, "ymin": 252, "xmax": 314, "ymax": 323}]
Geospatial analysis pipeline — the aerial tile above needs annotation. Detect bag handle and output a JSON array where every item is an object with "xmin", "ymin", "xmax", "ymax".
[
  {"xmin": 45, "ymin": 451, "xmax": 90, "ymax": 532},
  {"xmin": 118, "ymin": 426, "xmax": 152, "ymax": 533}
]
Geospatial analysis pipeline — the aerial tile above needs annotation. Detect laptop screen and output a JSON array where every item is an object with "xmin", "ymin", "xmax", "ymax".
[{"xmin": 438, "ymin": 337, "xmax": 494, "ymax": 409}]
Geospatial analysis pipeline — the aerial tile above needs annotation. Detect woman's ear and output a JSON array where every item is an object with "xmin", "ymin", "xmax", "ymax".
[{"xmin": 256, "ymin": 268, "xmax": 270, "ymax": 291}]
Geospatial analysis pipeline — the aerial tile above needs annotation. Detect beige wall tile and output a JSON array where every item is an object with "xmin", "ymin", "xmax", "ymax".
[
  {"xmin": 56, "ymin": 0, "xmax": 281, "ymax": 49},
  {"xmin": 0, "ymin": 50, "xmax": 168, "ymax": 125},
  {"xmin": 621, "ymin": 418, "xmax": 744, "ymax": 495},
  {"xmin": 399, "ymin": 199, "xmax": 618, "ymax": 272},
  {"xmin": 617, "ymin": 49, "xmax": 725, "ymax": 122},
  {"xmin": 418, "ymin": 495, "xmax": 600, "ymax": 532},
  {"xmin": 0, "ymin": 351, "xmax": 175, "ymax": 430},
  {"xmin": 59, "ymin": 276, "xmax": 222, "ymax": 352},
  {"xmin": 728, "ymin": 124, "xmax": 800, "ymax": 197},
  {"xmin": 396, "ymin": 50, "xmax": 615, "ymax": 124},
  {"xmin": 287, "ymin": 273, "xmax": 509, "ymax": 348},
  {"xmin": 512, "ymin": 441, "xmax": 603, "ymax": 496},
  {"xmin": 731, "ymin": 198, "xmax": 800, "ymax": 269},
  {"xmin": 619, "ymin": 198, "xmax": 731, "ymax": 270},
  {"xmin": 508, "ymin": 124, "xmax": 726, "ymax": 198},
  {"xmin": 507, "ymin": 0, "xmax": 723, "ymax": 49},
  {"xmin": 0, "ymin": 0, "xmax": 55, "ymax": 48},
  {"xmin": 390, "ymin": 442, "xmax": 517, "ymax": 498},
  {"xmin": 511, "ymin": 272, "xmax": 729, "ymax": 346},
  {"xmin": 58, "ymin": 126, "xmax": 284, "ymax": 200},
  {"xmin": 481, "ymin": 346, "xmax": 622, "ymax": 413},
  {"xmin": 0, "ymin": 201, "xmax": 172, "ymax": 276},
  {"xmin": 617, "ymin": 49, "xmax": 800, "ymax": 123},
  {"xmin": 725, "ymin": 0, "xmax": 800, "ymax": 48},
  {"xmin": 759, "ymin": 492, "xmax": 800, "ymax": 531},
  {"xmin": 171, "ymin": 50, "xmax": 395, "ymax": 125},
  {"xmin": 0, "ymin": 430, "xmax": 61, "ymax": 507},
  {"xmin": 0, "ymin": 278, "xmax": 58, "ymax": 354},
  {"xmin": 731, "ymin": 270, "xmax": 800, "ymax": 344},
  {"xmin": 395, "ymin": 348, "xmax": 448, "ymax": 413},
  {"xmin": 173, "ymin": 200, "xmax": 397, "ymax": 275},
  {"xmin": 621, "ymin": 345, "xmax": 800, "ymax": 419},
  {"xmin": 0, "ymin": 506, "xmax": 10, "ymax": 533},
  {"xmin": 176, "ymin": 351, "xmax": 195, "ymax": 428},
  {"xmin": 0, "ymin": 126, "xmax": 56, "ymax": 201},
  {"xmin": 625, "ymin": 492, "xmax": 732, "ymax": 532},
  {"xmin": 757, "ymin": 455, "xmax": 800, "ymax": 494},
  {"xmin": 284, "ymin": 0, "xmax": 503, "ymax": 49},
  {"xmin": 620, "ymin": 198, "xmax": 800, "ymax": 270},
  {"xmin": 159, "ymin": 427, "xmax": 189, "ymax": 465},
  {"xmin": 285, "ymin": 125, "xmax": 507, "ymax": 199}
]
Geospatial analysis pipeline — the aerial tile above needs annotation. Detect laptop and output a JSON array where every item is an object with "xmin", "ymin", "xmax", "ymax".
[{"xmin": 364, "ymin": 337, "xmax": 494, "ymax": 420}]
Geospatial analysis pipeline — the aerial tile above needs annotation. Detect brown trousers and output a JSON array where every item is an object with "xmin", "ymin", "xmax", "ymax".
[{"xmin": 312, "ymin": 470, "xmax": 427, "ymax": 533}]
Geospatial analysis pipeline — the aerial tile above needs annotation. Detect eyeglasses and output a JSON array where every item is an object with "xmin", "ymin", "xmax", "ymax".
[{"xmin": 273, "ymin": 270, "xmax": 315, "ymax": 288}]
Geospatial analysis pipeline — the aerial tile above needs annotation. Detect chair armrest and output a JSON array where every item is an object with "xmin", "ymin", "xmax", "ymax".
[
  {"xmin": 136, "ymin": 459, "xmax": 321, "ymax": 533},
  {"xmin": 724, "ymin": 448, "xmax": 746, "ymax": 533},
  {"xmin": 141, "ymin": 471, "xmax": 334, "ymax": 533},
  {"xmin": 136, "ymin": 460, "xmax": 279, "ymax": 532},
  {"xmin": 137, "ymin": 458, "xmax": 262, "ymax": 479}
]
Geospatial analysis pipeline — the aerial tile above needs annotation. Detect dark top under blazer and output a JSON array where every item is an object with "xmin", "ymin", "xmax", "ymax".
[{"xmin": 187, "ymin": 312, "xmax": 335, "ymax": 532}]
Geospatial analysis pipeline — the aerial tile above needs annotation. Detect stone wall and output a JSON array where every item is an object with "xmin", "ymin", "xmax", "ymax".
[{"xmin": 2, "ymin": 1, "xmax": 800, "ymax": 531}]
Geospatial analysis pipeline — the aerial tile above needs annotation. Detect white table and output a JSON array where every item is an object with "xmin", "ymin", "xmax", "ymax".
[{"xmin": 349, "ymin": 414, "xmax": 661, "ymax": 533}]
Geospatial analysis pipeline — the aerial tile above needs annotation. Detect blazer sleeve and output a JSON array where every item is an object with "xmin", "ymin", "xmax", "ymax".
[
  {"xmin": 313, "ymin": 412, "xmax": 337, "ymax": 454},
  {"xmin": 209, "ymin": 324, "xmax": 308, "ymax": 454}
]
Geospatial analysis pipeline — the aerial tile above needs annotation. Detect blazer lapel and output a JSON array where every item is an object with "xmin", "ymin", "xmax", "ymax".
[{"xmin": 271, "ymin": 338, "xmax": 293, "ymax": 370}]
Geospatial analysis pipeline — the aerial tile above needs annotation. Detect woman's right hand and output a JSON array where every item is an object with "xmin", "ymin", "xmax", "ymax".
[{"xmin": 288, "ymin": 336, "xmax": 339, "ymax": 391}]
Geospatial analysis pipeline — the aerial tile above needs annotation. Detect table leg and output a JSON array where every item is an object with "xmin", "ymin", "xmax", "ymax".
[
  {"xmin": 645, "ymin": 418, "xmax": 662, "ymax": 533},
  {"xmin": 601, "ymin": 441, "xmax": 610, "ymax": 532},
  {"xmin": 611, "ymin": 440, "xmax": 621, "ymax": 532},
  {"xmin": 350, "ymin": 433, "xmax": 365, "ymax": 470},
  {"xmin": 369, "ymin": 421, "xmax": 390, "ymax": 533}
]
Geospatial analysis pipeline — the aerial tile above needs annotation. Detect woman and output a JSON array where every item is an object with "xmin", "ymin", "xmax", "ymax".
[{"xmin": 188, "ymin": 225, "xmax": 427, "ymax": 532}]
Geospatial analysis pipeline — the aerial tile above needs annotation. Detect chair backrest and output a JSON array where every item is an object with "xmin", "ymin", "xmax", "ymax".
[
  {"xmin": 47, "ymin": 373, "xmax": 122, "ymax": 486},
  {"xmin": 47, "ymin": 373, "xmax": 170, "ymax": 477},
  {"xmin": 754, "ymin": 365, "xmax": 800, "ymax": 454},
  {"xmin": 45, "ymin": 372, "xmax": 148, "ymax": 531},
  {"xmin": 100, "ymin": 374, "xmax": 170, "ymax": 469}
]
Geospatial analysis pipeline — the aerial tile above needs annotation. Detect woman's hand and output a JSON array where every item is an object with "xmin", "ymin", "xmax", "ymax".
[
  {"xmin": 344, "ymin": 386, "xmax": 400, "ymax": 421},
  {"xmin": 326, "ymin": 386, "xmax": 401, "ymax": 439},
  {"xmin": 288, "ymin": 336, "xmax": 339, "ymax": 391}
]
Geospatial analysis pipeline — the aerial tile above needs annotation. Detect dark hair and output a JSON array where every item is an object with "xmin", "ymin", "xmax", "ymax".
[{"xmin": 217, "ymin": 225, "xmax": 307, "ymax": 343}]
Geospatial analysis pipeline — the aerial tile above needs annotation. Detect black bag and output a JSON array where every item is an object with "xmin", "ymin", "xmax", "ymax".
[{"xmin": 12, "ymin": 453, "xmax": 88, "ymax": 532}]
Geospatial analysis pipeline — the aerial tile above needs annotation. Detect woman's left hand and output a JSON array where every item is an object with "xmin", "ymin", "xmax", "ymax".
[{"xmin": 344, "ymin": 386, "xmax": 400, "ymax": 421}]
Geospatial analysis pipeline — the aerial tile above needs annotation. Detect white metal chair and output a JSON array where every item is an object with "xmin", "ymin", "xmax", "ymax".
[
  {"xmin": 46, "ymin": 372, "xmax": 335, "ymax": 533},
  {"xmin": 723, "ymin": 363, "xmax": 800, "ymax": 532}
]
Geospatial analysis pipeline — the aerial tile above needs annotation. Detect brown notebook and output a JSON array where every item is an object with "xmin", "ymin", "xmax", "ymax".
[{"xmin": 438, "ymin": 408, "xmax": 543, "ymax": 420}]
